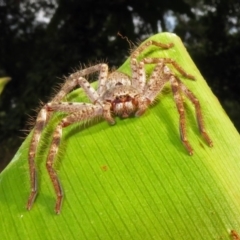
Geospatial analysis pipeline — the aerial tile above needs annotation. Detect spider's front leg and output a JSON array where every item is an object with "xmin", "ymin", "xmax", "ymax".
[
  {"xmin": 27, "ymin": 64, "xmax": 109, "ymax": 212},
  {"xmin": 27, "ymin": 107, "xmax": 49, "ymax": 210},
  {"xmin": 45, "ymin": 102, "xmax": 111, "ymax": 214}
]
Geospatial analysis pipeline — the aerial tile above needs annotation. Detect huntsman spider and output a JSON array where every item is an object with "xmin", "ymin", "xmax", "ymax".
[{"xmin": 27, "ymin": 39, "xmax": 213, "ymax": 213}]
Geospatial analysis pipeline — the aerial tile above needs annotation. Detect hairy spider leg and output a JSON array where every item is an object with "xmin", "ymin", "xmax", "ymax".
[
  {"xmin": 169, "ymin": 75, "xmax": 194, "ymax": 155},
  {"xmin": 135, "ymin": 62, "xmax": 168, "ymax": 116},
  {"xmin": 27, "ymin": 108, "xmax": 47, "ymax": 210},
  {"xmin": 142, "ymin": 62, "xmax": 169, "ymax": 101},
  {"xmin": 130, "ymin": 40, "xmax": 174, "ymax": 89},
  {"xmin": 52, "ymin": 64, "xmax": 108, "ymax": 102},
  {"xmin": 176, "ymin": 77, "xmax": 213, "ymax": 147},
  {"xmin": 143, "ymin": 58, "xmax": 195, "ymax": 80},
  {"xmin": 45, "ymin": 102, "xmax": 104, "ymax": 214},
  {"xmin": 130, "ymin": 40, "xmax": 174, "ymax": 60},
  {"xmin": 96, "ymin": 64, "xmax": 109, "ymax": 96},
  {"xmin": 26, "ymin": 38, "xmax": 214, "ymax": 214},
  {"xmin": 132, "ymin": 57, "xmax": 195, "ymax": 154},
  {"xmin": 130, "ymin": 59, "xmax": 146, "ymax": 92},
  {"xmin": 140, "ymin": 58, "xmax": 212, "ymax": 154},
  {"xmin": 27, "ymin": 64, "xmax": 109, "ymax": 211}
]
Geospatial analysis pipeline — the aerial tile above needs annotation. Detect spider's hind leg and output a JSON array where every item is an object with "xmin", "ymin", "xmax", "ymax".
[
  {"xmin": 176, "ymin": 78, "xmax": 213, "ymax": 147},
  {"xmin": 170, "ymin": 75, "xmax": 194, "ymax": 155}
]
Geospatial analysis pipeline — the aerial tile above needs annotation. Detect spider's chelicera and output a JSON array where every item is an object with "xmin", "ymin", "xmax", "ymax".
[{"xmin": 27, "ymin": 39, "xmax": 213, "ymax": 214}]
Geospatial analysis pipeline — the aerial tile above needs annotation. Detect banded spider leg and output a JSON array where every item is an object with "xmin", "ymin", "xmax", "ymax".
[{"xmin": 27, "ymin": 63, "xmax": 111, "ymax": 213}]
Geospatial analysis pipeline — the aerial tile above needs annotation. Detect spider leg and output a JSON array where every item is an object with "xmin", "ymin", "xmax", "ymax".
[
  {"xmin": 131, "ymin": 40, "xmax": 174, "ymax": 60},
  {"xmin": 176, "ymin": 78, "xmax": 213, "ymax": 147},
  {"xmin": 143, "ymin": 62, "xmax": 169, "ymax": 101},
  {"xmin": 136, "ymin": 62, "xmax": 168, "ymax": 116},
  {"xmin": 53, "ymin": 76, "xmax": 99, "ymax": 103},
  {"xmin": 142, "ymin": 58, "xmax": 195, "ymax": 80},
  {"xmin": 27, "ymin": 64, "xmax": 110, "ymax": 211},
  {"xmin": 96, "ymin": 64, "xmax": 109, "ymax": 96},
  {"xmin": 130, "ymin": 40, "xmax": 173, "ymax": 90},
  {"xmin": 52, "ymin": 64, "xmax": 108, "ymax": 103},
  {"xmin": 27, "ymin": 80, "xmax": 96, "ymax": 209},
  {"xmin": 45, "ymin": 102, "xmax": 112, "ymax": 213},
  {"xmin": 131, "ymin": 59, "xmax": 146, "ymax": 92},
  {"xmin": 27, "ymin": 107, "xmax": 48, "ymax": 210},
  {"xmin": 170, "ymin": 75, "xmax": 194, "ymax": 155}
]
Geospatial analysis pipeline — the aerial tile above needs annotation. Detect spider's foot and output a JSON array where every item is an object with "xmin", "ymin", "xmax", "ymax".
[
  {"xmin": 166, "ymin": 42, "xmax": 174, "ymax": 48},
  {"xmin": 26, "ymin": 191, "xmax": 38, "ymax": 211},
  {"xmin": 188, "ymin": 150, "xmax": 194, "ymax": 156},
  {"xmin": 207, "ymin": 139, "xmax": 213, "ymax": 148},
  {"xmin": 182, "ymin": 140, "xmax": 194, "ymax": 155},
  {"xmin": 55, "ymin": 195, "xmax": 63, "ymax": 214},
  {"xmin": 201, "ymin": 131, "xmax": 213, "ymax": 147},
  {"xmin": 186, "ymin": 74, "xmax": 195, "ymax": 80},
  {"xmin": 108, "ymin": 120, "xmax": 116, "ymax": 125}
]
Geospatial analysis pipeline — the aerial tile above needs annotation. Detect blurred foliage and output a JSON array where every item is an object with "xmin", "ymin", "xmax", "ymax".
[
  {"xmin": 0, "ymin": 77, "xmax": 10, "ymax": 95},
  {"xmin": 0, "ymin": 0, "xmax": 240, "ymax": 169},
  {"xmin": 175, "ymin": 0, "xmax": 240, "ymax": 128}
]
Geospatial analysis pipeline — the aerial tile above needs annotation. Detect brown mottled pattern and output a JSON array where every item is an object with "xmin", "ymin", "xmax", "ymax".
[{"xmin": 27, "ymin": 38, "xmax": 212, "ymax": 214}]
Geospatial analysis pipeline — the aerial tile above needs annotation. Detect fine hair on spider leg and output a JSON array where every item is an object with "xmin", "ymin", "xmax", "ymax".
[{"xmin": 26, "ymin": 38, "xmax": 213, "ymax": 214}]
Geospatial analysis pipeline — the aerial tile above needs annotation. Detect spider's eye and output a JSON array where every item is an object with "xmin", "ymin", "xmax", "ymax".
[{"xmin": 115, "ymin": 82, "xmax": 123, "ymax": 86}]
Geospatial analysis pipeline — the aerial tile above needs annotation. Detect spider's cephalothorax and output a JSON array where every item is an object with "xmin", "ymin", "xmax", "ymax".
[
  {"xmin": 26, "ymin": 39, "xmax": 213, "ymax": 214},
  {"xmin": 101, "ymin": 72, "xmax": 141, "ymax": 119}
]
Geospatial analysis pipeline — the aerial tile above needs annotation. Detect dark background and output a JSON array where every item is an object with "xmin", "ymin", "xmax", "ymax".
[{"xmin": 0, "ymin": 0, "xmax": 240, "ymax": 171}]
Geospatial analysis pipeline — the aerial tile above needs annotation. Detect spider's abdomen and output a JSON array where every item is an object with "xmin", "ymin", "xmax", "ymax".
[{"xmin": 102, "ymin": 85, "xmax": 140, "ymax": 118}]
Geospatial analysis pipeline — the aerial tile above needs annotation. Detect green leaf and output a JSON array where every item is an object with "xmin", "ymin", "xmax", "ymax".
[
  {"xmin": 0, "ymin": 77, "xmax": 11, "ymax": 95},
  {"xmin": 1, "ymin": 32, "xmax": 240, "ymax": 240}
]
